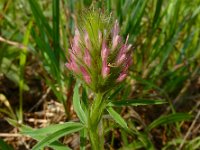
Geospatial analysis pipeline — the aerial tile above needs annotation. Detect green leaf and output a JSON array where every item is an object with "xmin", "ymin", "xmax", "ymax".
[
  {"xmin": 22, "ymin": 122, "xmax": 80, "ymax": 136},
  {"xmin": 73, "ymin": 84, "xmax": 87, "ymax": 124},
  {"xmin": 186, "ymin": 136, "xmax": 200, "ymax": 150},
  {"xmin": 107, "ymin": 107, "xmax": 129, "ymax": 131},
  {"xmin": 83, "ymin": 0, "xmax": 92, "ymax": 6},
  {"xmin": 19, "ymin": 19, "xmax": 33, "ymax": 122},
  {"xmin": 146, "ymin": 113, "xmax": 192, "ymax": 132},
  {"xmin": 28, "ymin": 0, "xmax": 52, "ymax": 37},
  {"xmin": 0, "ymin": 138, "xmax": 14, "ymax": 150},
  {"xmin": 32, "ymin": 122, "xmax": 84, "ymax": 150},
  {"xmin": 52, "ymin": 0, "xmax": 60, "ymax": 63},
  {"xmin": 80, "ymin": 128, "xmax": 87, "ymax": 150},
  {"xmin": 152, "ymin": 0, "xmax": 163, "ymax": 28},
  {"xmin": 108, "ymin": 99, "xmax": 166, "ymax": 107},
  {"xmin": 137, "ymin": 132, "xmax": 155, "ymax": 150},
  {"xmin": 6, "ymin": 118, "xmax": 71, "ymax": 150}
]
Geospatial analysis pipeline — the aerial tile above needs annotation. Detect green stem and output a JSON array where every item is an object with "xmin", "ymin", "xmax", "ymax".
[{"xmin": 88, "ymin": 93, "xmax": 105, "ymax": 150}]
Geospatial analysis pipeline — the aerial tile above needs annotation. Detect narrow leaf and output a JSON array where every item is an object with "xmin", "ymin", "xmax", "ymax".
[
  {"xmin": 80, "ymin": 128, "xmax": 87, "ymax": 150},
  {"xmin": 22, "ymin": 122, "xmax": 80, "ymax": 136},
  {"xmin": 32, "ymin": 123, "xmax": 84, "ymax": 150},
  {"xmin": 146, "ymin": 113, "xmax": 192, "ymax": 132},
  {"xmin": 107, "ymin": 107, "xmax": 129, "ymax": 130},
  {"xmin": 6, "ymin": 118, "xmax": 71, "ymax": 150},
  {"xmin": 73, "ymin": 84, "xmax": 87, "ymax": 124},
  {"xmin": 108, "ymin": 99, "xmax": 166, "ymax": 107}
]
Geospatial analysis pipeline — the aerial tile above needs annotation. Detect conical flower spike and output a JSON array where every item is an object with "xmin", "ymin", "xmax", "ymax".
[{"xmin": 65, "ymin": 12, "xmax": 133, "ymax": 92}]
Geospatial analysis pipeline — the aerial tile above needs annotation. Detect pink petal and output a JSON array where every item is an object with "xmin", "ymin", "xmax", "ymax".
[
  {"xmin": 71, "ymin": 62, "xmax": 80, "ymax": 73},
  {"xmin": 84, "ymin": 48, "xmax": 91, "ymax": 67},
  {"xmin": 84, "ymin": 31, "xmax": 91, "ymax": 50},
  {"xmin": 80, "ymin": 66, "xmax": 91, "ymax": 84},
  {"xmin": 72, "ymin": 28, "xmax": 80, "ymax": 54},
  {"xmin": 67, "ymin": 54, "xmax": 79, "ymax": 73},
  {"xmin": 101, "ymin": 40, "xmax": 109, "ymax": 61},
  {"xmin": 117, "ymin": 53, "xmax": 126, "ymax": 66},
  {"xmin": 125, "ymin": 34, "xmax": 129, "ymax": 45},
  {"xmin": 123, "ymin": 44, "xmax": 132, "ymax": 53},
  {"xmin": 123, "ymin": 56, "xmax": 132, "ymax": 72},
  {"xmin": 112, "ymin": 20, "xmax": 119, "ymax": 38},
  {"xmin": 65, "ymin": 62, "xmax": 72, "ymax": 70},
  {"xmin": 116, "ymin": 73, "xmax": 127, "ymax": 82},
  {"xmin": 112, "ymin": 35, "xmax": 121, "ymax": 50},
  {"xmin": 102, "ymin": 60, "xmax": 110, "ymax": 78}
]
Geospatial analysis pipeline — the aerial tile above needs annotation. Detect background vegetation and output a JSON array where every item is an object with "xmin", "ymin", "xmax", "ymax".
[{"xmin": 0, "ymin": 0, "xmax": 199, "ymax": 149}]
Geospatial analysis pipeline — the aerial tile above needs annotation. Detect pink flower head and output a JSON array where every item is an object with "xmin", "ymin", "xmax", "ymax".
[{"xmin": 65, "ymin": 16, "xmax": 133, "ymax": 92}]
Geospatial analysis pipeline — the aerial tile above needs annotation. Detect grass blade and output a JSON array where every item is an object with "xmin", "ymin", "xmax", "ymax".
[
  {"xmin": 146, "ymin": 113, "xmax": 192, "ymax": 132},
  {"xmin": 28, "ymin": 0, "xmax": 52, "ymax": 37},
  {"xmin": 152, "ymin": 0, "xmax": 163, "ymax": 28},
  {"xmin": 52, "ymin": 0, "xmax": 60, "ymax": 63},
  {"xmin": 19, "ymin": 19, "xmax": 33, "ymax": 122},
  {"xmin": 108, "ymin": 99, "xmax": 166, "ymax": 107}
]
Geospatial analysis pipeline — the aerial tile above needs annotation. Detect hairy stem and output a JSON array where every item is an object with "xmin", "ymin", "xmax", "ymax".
[{"xmin": 88, "ymin": 93, "xmax": 105, "ymax": 150}]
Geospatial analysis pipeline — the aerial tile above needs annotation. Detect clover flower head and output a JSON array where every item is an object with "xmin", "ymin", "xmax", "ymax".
[{"xmin": 66, "ymin": 12, "xmax": 133, "ymax": 93}]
